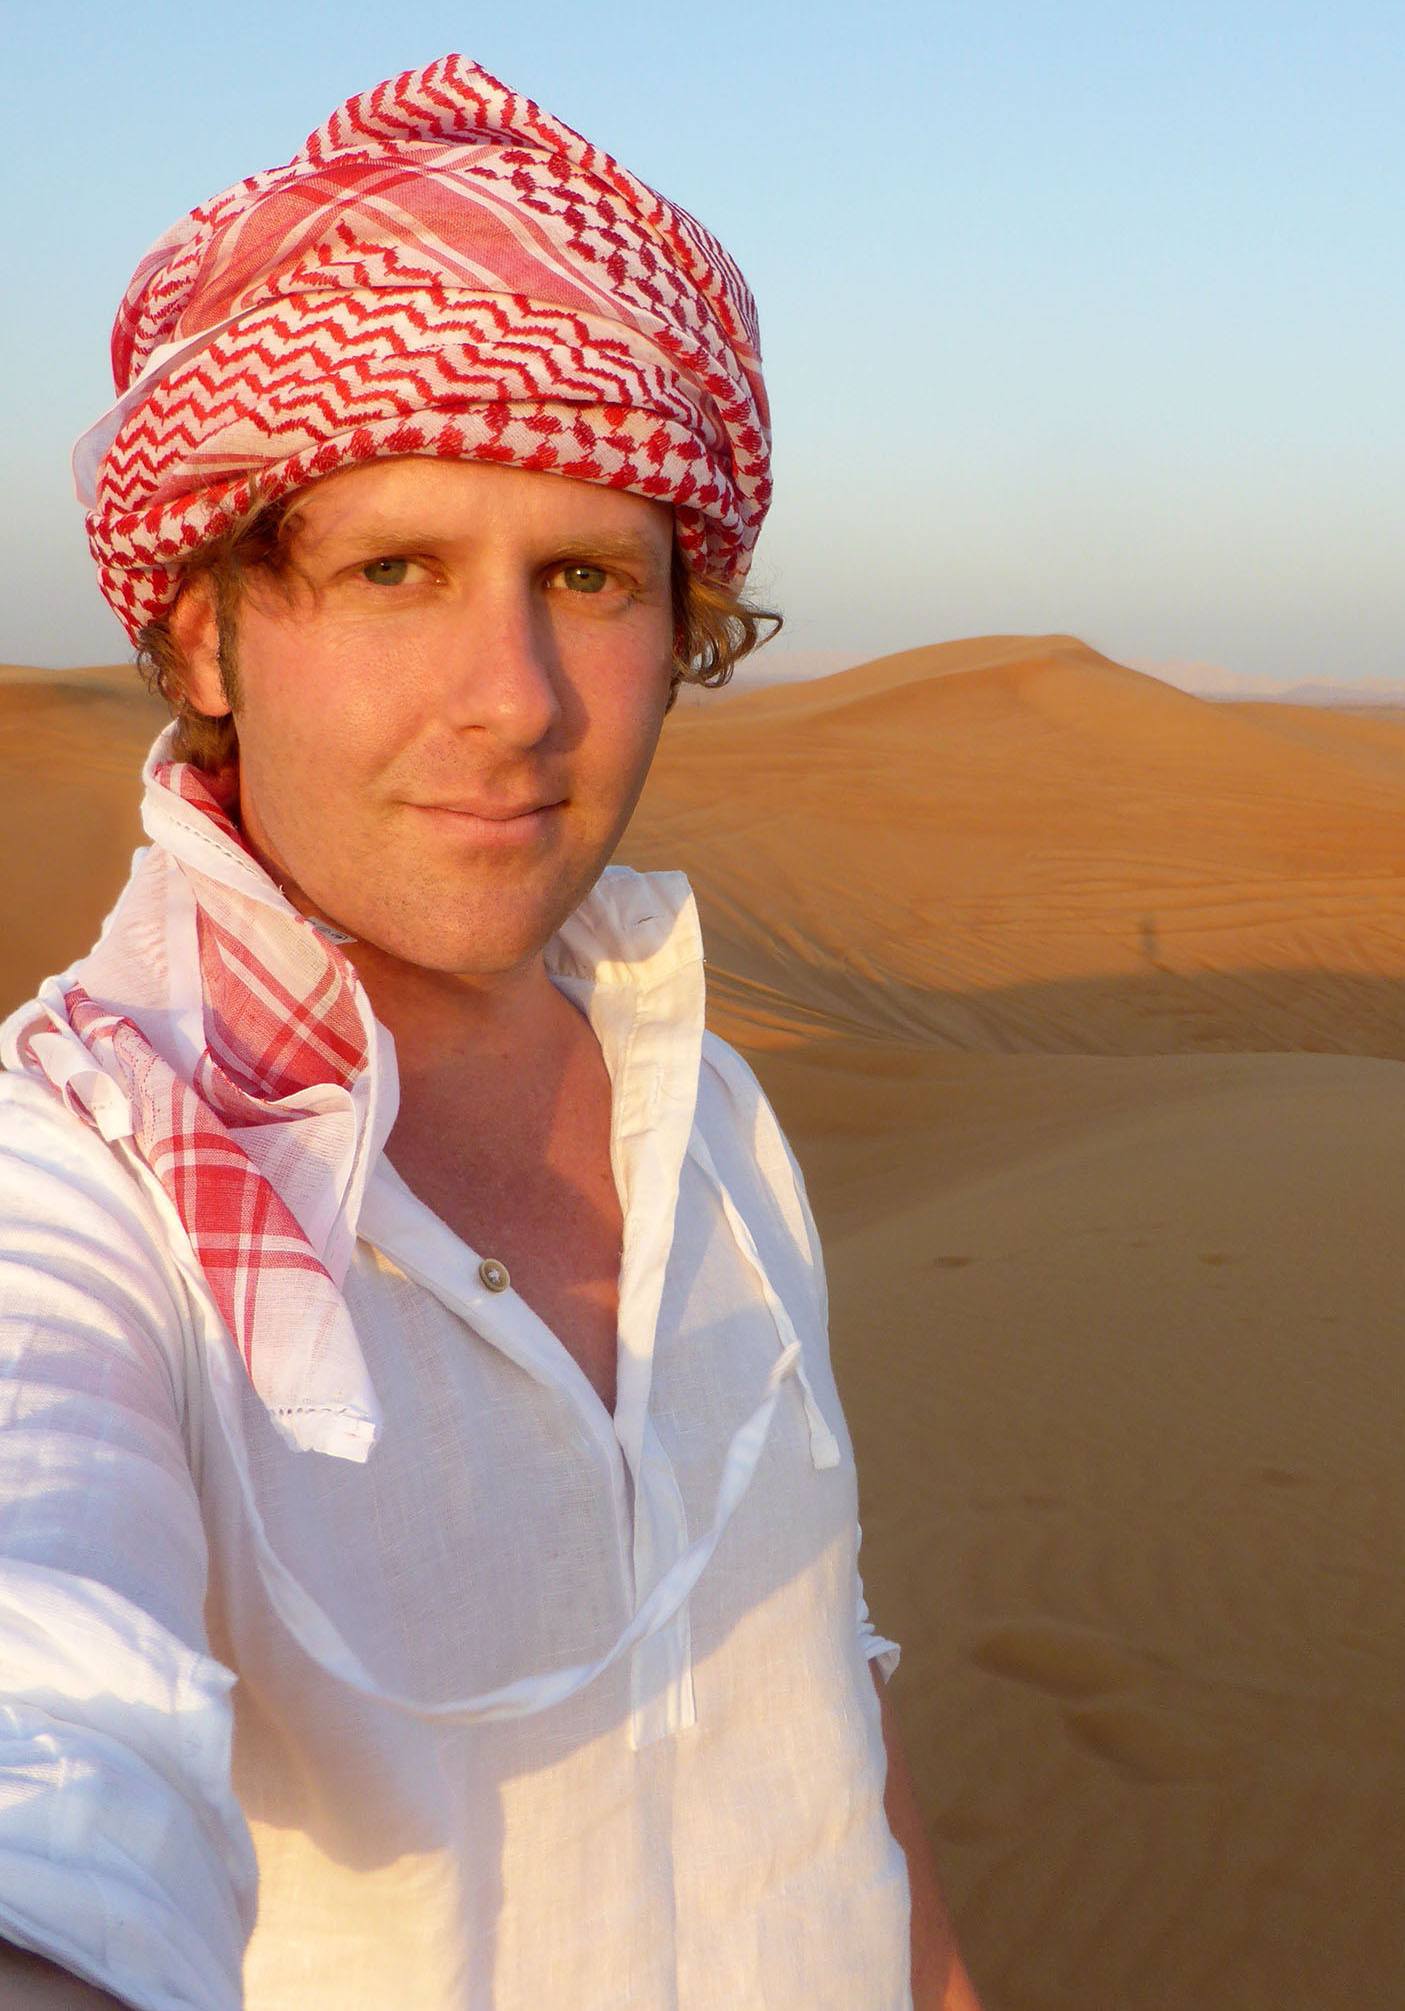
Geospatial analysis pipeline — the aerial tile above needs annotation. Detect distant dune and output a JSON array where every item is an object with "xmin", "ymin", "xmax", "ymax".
[
  {"xmin": 627, "ymin": 633, "xmax": 1405, "ymax": 1062},
  {"xmin": 1123, "ymin": 653, "xmax": 1405, "ymax": 706},
  {"xmin": 5, "ymin": 638, "xmax": 1402, "ymax": 2011}
]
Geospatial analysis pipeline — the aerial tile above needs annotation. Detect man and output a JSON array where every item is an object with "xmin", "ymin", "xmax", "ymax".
[{"xmin": 0, "ymin": 54, "xmax": 982, "ymax": 2011}]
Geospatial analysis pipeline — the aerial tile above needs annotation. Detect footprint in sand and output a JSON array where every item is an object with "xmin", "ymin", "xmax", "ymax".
[
  {"xmin": 1063, "ymin": 1700, "xmax": 1221, "ymax": 1783},
  {"xmin": 971, "ymin": 1621, "xmax": 1219, "ymax": 1782},
  {"xmin": 971, "ymin": 1619, "xmax": 1150, "ymax": 1698}
]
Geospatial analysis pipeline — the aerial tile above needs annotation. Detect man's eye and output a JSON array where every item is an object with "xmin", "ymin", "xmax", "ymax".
[
  {"xmin": 557, "ymin": 564, "xmax": 609, "ymax": 595},
  {"xmin": 360, "ymin": 557, "xmax": 412, "ymax": 587}
]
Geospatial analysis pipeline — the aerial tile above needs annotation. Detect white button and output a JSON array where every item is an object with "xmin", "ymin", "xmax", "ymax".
[{"xmin": 478, "ymin": 1257, "xmax": 510, "ymax": 1293}]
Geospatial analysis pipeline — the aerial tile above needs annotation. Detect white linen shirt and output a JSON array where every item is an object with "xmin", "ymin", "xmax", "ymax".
[{"xmin": 0, "ymin": 853, "xmax": 908, "ymax": 2011}]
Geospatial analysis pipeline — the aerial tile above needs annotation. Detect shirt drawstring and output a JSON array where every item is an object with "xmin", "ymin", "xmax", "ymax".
[
  {"xmin": 211, "ymin": 1129, "xmax": 835, "ymax": 1723},
  {"xmin": 691, "ymin": 1130, "xmax": 842, "ymax": 1472}
]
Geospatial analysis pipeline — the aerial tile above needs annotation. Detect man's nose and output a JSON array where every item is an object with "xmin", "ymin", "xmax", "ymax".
[{"xmin": 441, "ymin": 582, "xmax": 564, "ymax": 748}]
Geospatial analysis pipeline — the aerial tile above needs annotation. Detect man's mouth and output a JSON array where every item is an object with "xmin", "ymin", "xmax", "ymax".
[{"xmin": 407, "ymin": 799, "xmax": 566, "ymax": 844}]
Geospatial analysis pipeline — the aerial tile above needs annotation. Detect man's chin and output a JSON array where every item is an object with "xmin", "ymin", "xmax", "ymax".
[
  {"xmin": 337, "ymin": 902, "xmax": 579, "ymax": 980},
  {"xmin": 306, "ymin": 848, "xmax": 609, "ymax": 976}
]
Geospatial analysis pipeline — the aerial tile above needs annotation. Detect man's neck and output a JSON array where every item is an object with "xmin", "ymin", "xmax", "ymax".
[
  {"xmin": 346, "ymin": 940, "xmax": 582, "ymax": 1120},
  {"xmin": 226, "ymin": 802, "xmax": 580, "ymax": 1105}
]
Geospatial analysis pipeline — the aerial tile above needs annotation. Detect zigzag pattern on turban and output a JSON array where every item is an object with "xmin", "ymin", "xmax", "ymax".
[{"xmin": 76, "ymin": 54, "xmax": 772, "ymax": 645}]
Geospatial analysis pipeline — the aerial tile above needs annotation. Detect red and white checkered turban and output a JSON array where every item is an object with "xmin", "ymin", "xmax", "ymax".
[{"xmin": 75, "ymin": 54, "xmax": 772, "ymax": 645}]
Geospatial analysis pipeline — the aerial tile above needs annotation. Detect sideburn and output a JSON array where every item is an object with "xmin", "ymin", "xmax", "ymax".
[{"xmin": 211, "ymin": 567, "xmax": 245, "ymax": 716}]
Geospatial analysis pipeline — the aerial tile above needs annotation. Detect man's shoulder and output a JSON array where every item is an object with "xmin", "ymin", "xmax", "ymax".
[
  {"xmin": 697, "ymin": 1026, "xmax": 801, "ymax": 1168},
  {"xmin": 697, "ymin": 1029, "xmax": 800, "ymax": 1166},
  {"xmin": 0, "ymin": 1065, "xmax": 125, "ymax": 1201},
  {"xmin": 0, "ymin": 1066, "xmax": 103, "ymax": 1160},
  {"xmin": 698, "ymin": 1025, "xmax": 766, "ymax": 1105},
  {"xmin": 0, "ymin": 1064, "xmax": 199, "ymax": 1369},
  {"xmin": 694, "ymin": 1028, "xmax": 822, "ymax": 1268},
  {"xmin": 0, "ymin": 1066, "xmax": 174, "ymax": 1262}
]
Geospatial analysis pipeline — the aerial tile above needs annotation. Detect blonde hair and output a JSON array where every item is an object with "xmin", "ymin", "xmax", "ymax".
[{"xmin": 135, "ymin": 482, "xmax": 782, "ymax": 771}]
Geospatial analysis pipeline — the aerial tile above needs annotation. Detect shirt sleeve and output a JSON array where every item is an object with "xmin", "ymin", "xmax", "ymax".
[
  {"xmin": 856, "ymin": 1518, "xmax": 902, "ymax": 1684},
  {"xmin": 0, "ymin": 1076, "xmax": 256, "ymax": 2011}
]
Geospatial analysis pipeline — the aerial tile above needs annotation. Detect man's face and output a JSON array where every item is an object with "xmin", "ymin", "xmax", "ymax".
[{"xmin": 177, "ymin": 456, "xmax": 676, "ymax": 978}]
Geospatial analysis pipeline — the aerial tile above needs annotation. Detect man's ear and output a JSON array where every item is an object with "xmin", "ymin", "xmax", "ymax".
[{"xmin": 167, "ymin": 576, "xmax": 231, "ymax": 717}]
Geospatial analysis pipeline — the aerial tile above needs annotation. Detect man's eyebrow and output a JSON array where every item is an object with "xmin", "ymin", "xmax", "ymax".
[
  {"xmin": 291, "ymin": 516, "xmax": 667, "ymax": 568},
  {"xmin": 544, "ymin": 530, "xmax": 668, "ymax": 570}
]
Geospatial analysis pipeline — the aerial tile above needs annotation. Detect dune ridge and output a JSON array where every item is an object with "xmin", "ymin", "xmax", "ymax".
[{"xmin": 625, "ymin": 635, "xmax": 1405, "ymax": 1061}]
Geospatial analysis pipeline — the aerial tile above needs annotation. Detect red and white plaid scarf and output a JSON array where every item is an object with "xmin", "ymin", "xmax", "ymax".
[{"xmin": 6, "ymin": 734, "xmax": 386, "ymax": 1459}]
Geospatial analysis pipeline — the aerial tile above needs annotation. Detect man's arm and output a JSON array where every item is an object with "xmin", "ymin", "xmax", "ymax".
[
  {"xmin": 0, "ymin": 1080, "xmax": 255, "ymax": 2005},
  {"xmin": 872, "ymin": 1663, "xmax": 985, "ymax": 2011}
]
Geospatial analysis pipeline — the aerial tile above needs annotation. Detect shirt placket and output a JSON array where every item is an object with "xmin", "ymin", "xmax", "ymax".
[
  {"xmin": 355, "ymin": 920, "xmax": 708, "ymax": 1748},
  {"xmin": 567, "ymin": 954, "xmax": 705, "ymax": 1751}
]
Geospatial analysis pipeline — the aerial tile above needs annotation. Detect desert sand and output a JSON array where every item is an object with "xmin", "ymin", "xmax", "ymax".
[{"xmin": 4, "ymin": 635, "xmax": 1402, "ymax": 2011}]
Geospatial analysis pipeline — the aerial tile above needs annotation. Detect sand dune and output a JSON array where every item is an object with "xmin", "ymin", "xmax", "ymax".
[
  {"xmin": 0, "ymin": 666, "xmax": 166, "ymax": 1004},
  {"xmin": 5, "ymin": 639, "xmax": 1403, "ymax": 2011},
  {"xmin": 625, "ymin": 634, "xmax": 1405, "ymax": 1060}
]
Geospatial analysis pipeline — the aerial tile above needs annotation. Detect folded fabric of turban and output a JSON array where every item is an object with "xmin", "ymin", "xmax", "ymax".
[{"xmin": 76, "ymin": 52, "xmax": 773, "ymax": 645}]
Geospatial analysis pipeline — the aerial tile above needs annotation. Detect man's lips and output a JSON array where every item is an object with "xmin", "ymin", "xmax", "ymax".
[
  {"xmin": 405, "ymin": 797, "xmax": 566, "ymax": 843},
  {"xmin": 420, "ymin": 798, "xmax": 565, "ymax": 820}
]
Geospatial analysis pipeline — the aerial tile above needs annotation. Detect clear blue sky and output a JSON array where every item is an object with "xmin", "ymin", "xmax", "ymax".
[{"xmin": 3, "ymin": 0, "xmax": 1401, "ymax": 685}]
